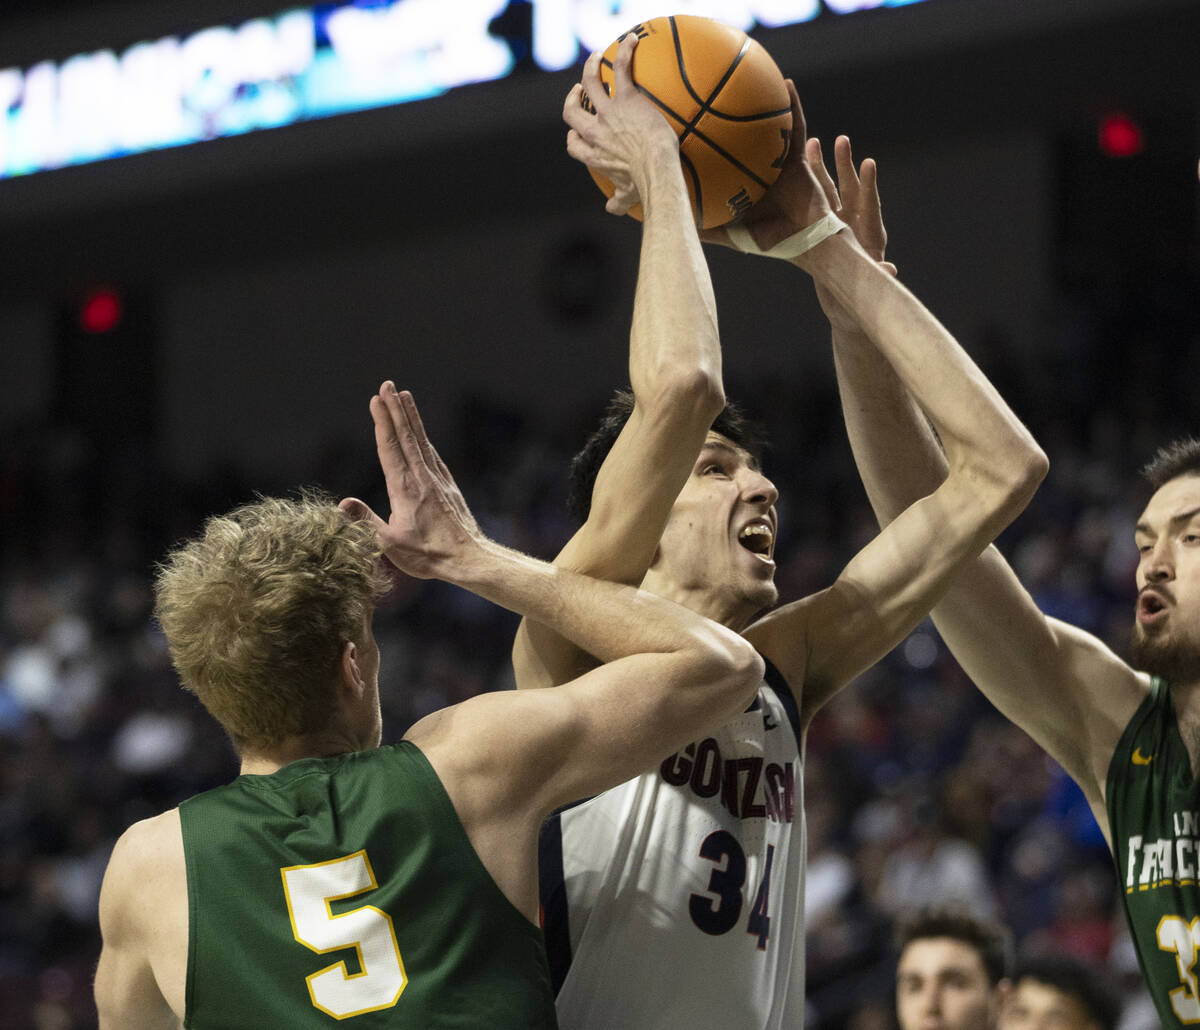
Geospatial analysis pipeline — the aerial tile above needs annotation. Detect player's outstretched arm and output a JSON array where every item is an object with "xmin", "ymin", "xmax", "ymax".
[
  {"xmin": 812, "ymin": 140, "xmax": 1145, "ymax": 809},
  {"xmin": 344, "ymin": 384, "xmax": 762, "ymax": 807},
  {"xmin": 736, "ymin": 105, "xmax": 1048, "ymax": 724},
  {"xmin": 513, "ymin": 33, "xmax": 725, "ymax": 690}
]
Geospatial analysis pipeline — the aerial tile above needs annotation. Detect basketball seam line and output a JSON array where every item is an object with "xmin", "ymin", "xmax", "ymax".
[
  {"xmin": 679, "ymin": 151, "xmax": 704, "ymax": 231},
  {"xmin": 664, "ymin": 20, "xmax": 777, "ymax": 190},
  {"xmin": 673, "ymin": 19, "xmax": 744, "ymax": 146},
  {"xmin": 596, "ymin": 67, "xmax": 780, "ymax": 190},
  {"xmin": 599, "ymin": 57, "xmax": 788, "ymax": 125},
  {"xmin": 600, "ymin": 56, "xmax": 788, "ymax": 122}
]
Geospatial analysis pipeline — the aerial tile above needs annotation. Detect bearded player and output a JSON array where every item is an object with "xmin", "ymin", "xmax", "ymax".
[
  {"xmin": 513, "ymin": 35, "xmax": 1047, "ymax": 1029},
  {"xmin": 830, "ymin": 151, "xmax": 1200, "ymax": 1026}
]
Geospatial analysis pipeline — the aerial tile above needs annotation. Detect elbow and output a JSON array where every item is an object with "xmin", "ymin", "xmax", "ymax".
[
  {"xmin": 1001, "ymin": 439, "xmax": 1049, "ymax": 511},
  {"xmin": 703, "ymin": 631, "xmax": 764, "ymax": 714},
  {"xmin": 645, "ymin": 365, "xmax": 726, "ymax": 427},
  {"xmin": 964, "ymin": 438, "xmax": 1048, "ymax": 529}
]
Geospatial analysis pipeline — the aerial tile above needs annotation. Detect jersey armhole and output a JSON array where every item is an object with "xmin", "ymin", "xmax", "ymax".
[
  {"xmin": 178, "ymin": 798, "xmax": 204, "ymax": 1024},
  {"xmin": 1104, "ymin": 676, "xmax": 1165, "ymax": 819},
  {"xmin": 397, "ymin": 740, "xmax": 550, "ymax": 933},
  {"xmin": 763, "ymin": 654, "xmax": 802, "ymax": 742}
]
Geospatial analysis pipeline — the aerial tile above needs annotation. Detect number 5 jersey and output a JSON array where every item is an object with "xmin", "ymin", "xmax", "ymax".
[
  {"xmin": 178, "ymin": 741, "xmax": 558, "ymax": 1028},
  {"xmin": 539, "ymin": 659, "xmax": 807, "ymax": 1029}
]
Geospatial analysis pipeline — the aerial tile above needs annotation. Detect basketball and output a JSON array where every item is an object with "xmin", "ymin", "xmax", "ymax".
[{"xmin": 584, "ymin": 15, "xmax": 793, "ymax": 229}]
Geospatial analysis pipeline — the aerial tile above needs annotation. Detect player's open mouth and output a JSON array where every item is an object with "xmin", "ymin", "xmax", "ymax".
[
  {"xmin": 1138, "ymin": 591, "xmax": 1167, "ymax": 624},
  {"xmin": 737, "ymin": 522, "xmax": 774, "ymax": 561}
]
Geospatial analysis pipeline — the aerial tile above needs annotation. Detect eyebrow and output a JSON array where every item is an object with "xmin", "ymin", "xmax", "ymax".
[
  {"xmin": 1136, "ymin": 505, "xmax": 1200, "ymax": 536},
  {"xmin": 699, "ymin": 439, "xmax": 761, "ymax": 472}
]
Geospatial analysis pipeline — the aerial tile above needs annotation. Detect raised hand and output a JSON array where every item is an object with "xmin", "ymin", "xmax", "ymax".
[
  {"xmin": 562, "ymin": 32, "xmax": 680, "ymax": 216},
  {"xmin": 808, "ymin": 136, "xmax": 887, "ymax": 262},
  {"xmin": 701, "ymin": 80, "xmax": 833, "ymax": 253},
  {"xmin": 806, "ymin": 134, "xmax": 893, "ymax": 331},
  {"xmin": 340, "ymin": 383, "xmax": 481, "ymax": 580}
]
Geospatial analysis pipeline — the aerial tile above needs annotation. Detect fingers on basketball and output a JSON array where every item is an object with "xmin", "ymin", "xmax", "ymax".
[{"xmin": 584, "ymin": 15, "xmax": 793, "ymax": 229}]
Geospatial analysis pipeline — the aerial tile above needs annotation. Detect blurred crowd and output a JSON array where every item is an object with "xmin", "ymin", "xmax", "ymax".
[{"xmin": 1, "ymin": 268, "xmax": 1196, "ymax": 1029}]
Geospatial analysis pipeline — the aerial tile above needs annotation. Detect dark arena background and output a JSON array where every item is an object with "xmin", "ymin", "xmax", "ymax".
[{"xmin": 1, "ymin": 0, "xmax": 1198, "ymax": 1026}]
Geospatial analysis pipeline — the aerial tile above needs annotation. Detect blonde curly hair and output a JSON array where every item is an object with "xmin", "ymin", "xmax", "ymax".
[{"xmin": 154, "ymin": 491, "xmax": 391, "ymax": 754}]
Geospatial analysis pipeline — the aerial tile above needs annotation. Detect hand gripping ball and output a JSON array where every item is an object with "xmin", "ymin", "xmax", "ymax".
[{"xmin": 586, "ymin": 15, "xmax": 793, "ymax": 229}]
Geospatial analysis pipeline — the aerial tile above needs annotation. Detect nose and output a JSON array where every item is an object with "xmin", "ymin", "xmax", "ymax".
[
  {"xmin": 908, "ymin": 984, "xmax": 941, "ymax": 1020},
  {"xmin": 1142, "ymin": 538, "xmax": 1174, "ymax": 584},
  {"xmin": 741, "ymin": 468, "xmax": 779, "ymax": 509}
]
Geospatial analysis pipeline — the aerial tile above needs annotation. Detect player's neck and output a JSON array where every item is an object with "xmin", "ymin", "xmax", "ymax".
[
  {"xmin": 238, "ymin": 731, "xmax": 365, "ymax": 776},
  {"xmin": 641, "ymin": 569, "xmax": 757, "ymax": 632}
]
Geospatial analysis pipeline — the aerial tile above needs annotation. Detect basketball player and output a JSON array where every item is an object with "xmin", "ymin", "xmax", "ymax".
[
  {"xmin": 514, "ymin": 36, "xmax": 1047, "ymax": 1029},
  {"xmin": 894, "ymin": 906, "xmax": 1013, "ymax": 1030},
  {"xmin": 827, "ymin": 146, "xmax": 1200, "ymax": 1027},
  {"xmin": 93, "ymin": 384, "xmax": 763, "ymax": 1028}
]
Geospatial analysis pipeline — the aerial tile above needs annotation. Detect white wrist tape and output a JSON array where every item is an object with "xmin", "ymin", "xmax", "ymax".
[{"xmin": 726, "ymin": 211, "xmax": 847, "ymax": 260}]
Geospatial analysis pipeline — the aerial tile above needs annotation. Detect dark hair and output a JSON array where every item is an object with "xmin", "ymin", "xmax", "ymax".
[
  {"xmin": 566, "ymin": 388, "xmax": 767, "ymax": 524},
  {"xmin": 1010, "ymin": 955, "xmax": 1120, "ymax": 1030},
  {"xmin": 1142, "ymin": 437, "xmax": 1200, "ymax": 490},
  {"xmin": 894, "ymin": 905, "xmax": 1013, "ymax": 986}
]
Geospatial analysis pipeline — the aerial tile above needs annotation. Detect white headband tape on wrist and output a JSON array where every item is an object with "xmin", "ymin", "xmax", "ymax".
[{"xmin": 725, "ymin": 211, "xmax": 847, "ymax": 260}]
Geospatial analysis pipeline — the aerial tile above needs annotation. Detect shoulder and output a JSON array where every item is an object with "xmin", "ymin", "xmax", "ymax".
[
  {"xmin": 110, "ymin": 809, "xmax": 183, "ymax": 876},
  {"xmin": 101, "ymin": 809, "xmax": 184, "ymax": 926}
]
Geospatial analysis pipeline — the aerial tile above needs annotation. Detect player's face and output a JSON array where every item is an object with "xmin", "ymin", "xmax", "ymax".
[
  {"xmin": 896, "ymin": 938, "xmax": 1001, "ymax": 1030},
  {"xmin": 999, "ymin": 978, "xmax": 1094, "ymax": 1030},
  {"xmin": 1131, "ymin": 474, "xmax": 1200, "ymax": 685},
  {"xmin": 649, "ymin": 432, "xmax": 779, "ymax": 627}
]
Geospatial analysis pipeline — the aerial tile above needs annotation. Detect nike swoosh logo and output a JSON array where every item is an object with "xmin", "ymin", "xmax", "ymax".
[{"xmin": 1132, "ymin": 748, "xmax": 1154, "ymax": 766}]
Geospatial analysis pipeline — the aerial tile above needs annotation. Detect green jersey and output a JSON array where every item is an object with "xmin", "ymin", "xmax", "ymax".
[
  {"xmin": 1108, "ymin": 676, "xmax": 1200, "ymax": 1027},
  {"xmin": 178, "ymin": 741, "xmax": 557, "ymax": 1029}
]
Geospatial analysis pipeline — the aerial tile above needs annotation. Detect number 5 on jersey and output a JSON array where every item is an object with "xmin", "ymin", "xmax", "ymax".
[{"xmin": 281, "ymin": 851, "xmax": 407, "ymax": 1018}]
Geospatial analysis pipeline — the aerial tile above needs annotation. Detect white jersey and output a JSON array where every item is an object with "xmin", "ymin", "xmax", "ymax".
[{"xmin": 539, "ymin": 661, "xmax": 807, "ymax": 1029}]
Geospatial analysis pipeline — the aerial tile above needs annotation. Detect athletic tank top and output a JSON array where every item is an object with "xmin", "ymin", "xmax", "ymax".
[
  {"xmin": 1108, "ymin": 676, "xmax": 1200, "ymax": 1027},
  {"xmin": 179, "ymin": 741, "xmax": 557, "ymax": 1029},
  {"xmin": 540, "ymin": 660, "xmax": 806, "ymax": 1029}
]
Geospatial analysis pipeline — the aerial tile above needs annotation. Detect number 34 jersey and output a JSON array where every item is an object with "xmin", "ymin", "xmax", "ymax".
[
  {"xmin": 1108, "ymin": 676, "xmax": 1200, "ymax": 1028},
  {"xmin": 539, "ymin": 660, "xmax": 806, "ymax": 1030}
]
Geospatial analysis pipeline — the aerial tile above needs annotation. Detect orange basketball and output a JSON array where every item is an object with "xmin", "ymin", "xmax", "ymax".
[{"xmin": 586, "ymin": 15, "xmax": 792, "ymax": 229}]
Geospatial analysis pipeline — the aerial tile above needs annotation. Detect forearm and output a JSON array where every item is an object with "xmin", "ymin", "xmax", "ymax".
[
  {"xmin": 831, "ymin": 322, "xmax": 947, "ymax": 525},
  {"xmin": 806, "ymin": 235, "xmax": 1044, "ymax": 493},
  {"xmin": 456, "ymin": 539, "xmax": 742, "ymax": 667},
  {"xmin": 629, "ymin": 154, "xmax": 723, "ymax": 416}
]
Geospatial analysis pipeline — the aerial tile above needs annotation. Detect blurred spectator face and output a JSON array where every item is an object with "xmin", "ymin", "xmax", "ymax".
[
  {"xmin": 1000, "ymin": 977, "xmax": 1097, "ymax": 1030},
  {"xmin": 896, "ymin": 937, "xmax": 1003, "ymax": 1030}
]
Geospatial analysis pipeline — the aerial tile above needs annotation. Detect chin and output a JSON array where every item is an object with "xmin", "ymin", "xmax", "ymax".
[
  {"xmin": 1130, "ymin": 627, "xmax": 1200, "ymax": 685},
  {"xmin": 743, "ymin": 580, "xmax": 779, "ymax": 615}
]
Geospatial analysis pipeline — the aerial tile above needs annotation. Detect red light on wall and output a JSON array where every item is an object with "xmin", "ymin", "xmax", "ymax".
[
  {"xmin": 79, "ymin": 288, "xmax": 124, "ymax": 334},
  {"xmin": 1098, "ymin": 112, "xmax": 1144, "ymax": 159}
]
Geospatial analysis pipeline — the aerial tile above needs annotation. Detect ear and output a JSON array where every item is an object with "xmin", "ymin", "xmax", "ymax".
[{"xmin": 339, "ymin": 640, "xmax": 366, "ymax": 700}]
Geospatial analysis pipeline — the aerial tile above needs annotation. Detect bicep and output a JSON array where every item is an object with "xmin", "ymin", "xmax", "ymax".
[
  {"xmin": 95, "ymin": 944, "xmax": 180, "ymax": 1030},
  {"xmin": 930, "ymin": 546, "xmax": 1146, "ymax": 797},
  {"xmin": 95, "ymin": 844, "xmax": 180, "ymax": 1030},
  {"xmin": 753, "ymin": 487, "xmax": 989, "ymax": 718}
]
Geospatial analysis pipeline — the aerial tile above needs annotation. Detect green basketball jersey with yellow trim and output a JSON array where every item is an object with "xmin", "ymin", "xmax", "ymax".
[
  {"xmin": 1108, "ymin": 676, "xmax": 1200, "ymax": 1027},
  {"xmin": 178, "ymin": 741, "xmax": 557, "ymax": 1029}
]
